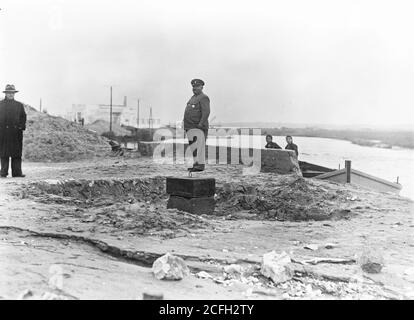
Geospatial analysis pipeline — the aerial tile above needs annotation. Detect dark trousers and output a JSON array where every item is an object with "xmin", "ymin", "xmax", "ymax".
[{"xmin": 0, "ymin": 157, "xmax": 23, "ymax": 177}]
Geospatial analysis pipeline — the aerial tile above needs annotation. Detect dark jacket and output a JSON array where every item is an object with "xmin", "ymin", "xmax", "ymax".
[
  {"xmin": 265, "ymin": 141, "xmax": 282, "ymax": 149},
  {"xmin": 0, "ymin": 98, "xmax": 27, "ymax": 157},
  {"xmin": 285, "ymin": 143, "xmax": 298, "ymax": 157},
  {"xmin": 183, "ymin": 93, "xmax": 210, "ymax": 131}
]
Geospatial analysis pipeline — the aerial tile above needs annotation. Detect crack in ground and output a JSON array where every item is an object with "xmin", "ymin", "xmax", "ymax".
[
  {"xmin": 0, "ymin": 225, "xmax": 162, "ymax": 268},
  {"xmin": 0, "ymin": 225, "xmax": 258, "ymax": 270}
]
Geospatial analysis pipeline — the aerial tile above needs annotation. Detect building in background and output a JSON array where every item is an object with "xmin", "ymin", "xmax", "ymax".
[{"xmin": 65, "ymin": 96, "xmax": 161, "ymax": 129}]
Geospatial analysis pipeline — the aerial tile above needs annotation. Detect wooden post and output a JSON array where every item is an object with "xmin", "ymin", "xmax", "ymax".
[
  {"xmin": 345, "ymin": 160, "xmax": 351, "ymax": 183},
  {"xmin": 149, "ymin": 107, "xmax": 153, "ymax": 139},
  {"xmin": 109, "ymin": 86, "xmax": 113, "ymax": 133},
  {"xmin": 137, "ymin": 99, "xmax": 140, "ymax": 128}
]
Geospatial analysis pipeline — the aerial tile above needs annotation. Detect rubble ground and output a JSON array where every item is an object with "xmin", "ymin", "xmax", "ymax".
[
  {"xmin": 0, "ymin": 158, "xmax": 413, "ymax": 299},
  {"xmin": 23, "ymin": 105, "xmax": 111, "ymax": 162}
]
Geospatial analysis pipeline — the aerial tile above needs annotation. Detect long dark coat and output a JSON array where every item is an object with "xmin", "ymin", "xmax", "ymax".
[
  {"xmin": 183, "ymin": 92, "xmax": 210, "ymax": 131},
  {"xmin": 0, "ymin": 98, "xmax": 27, "ymax": 158}
]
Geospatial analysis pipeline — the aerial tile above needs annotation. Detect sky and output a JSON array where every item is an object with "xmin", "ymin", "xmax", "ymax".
[{"xmin": 0, "ymin": 0, "xmax": 413, "ymax": 129}]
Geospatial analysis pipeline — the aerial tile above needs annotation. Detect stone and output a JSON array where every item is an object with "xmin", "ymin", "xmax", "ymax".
[
  {"xmin": 143, "ymin": 292, "xmax": 164, "ymax": 300},
  {"xmin": 167, "ymin": 196, "xmax": 215, "ymax": 215},
  {"xmin": 40, "ymin": 292, "xmax": 68, "ymax": 300},
  {"xmin": 404, "ymin": 267, "xmax": 414, "ymax": 276},
  {"xmin": 223, "ymin": 264, "xmax": 244, "ymax": 277},
  {"xmin": 152, "ymin": 253, "xmax": 190, "ymax": 280},
  {"xmin": 196, "ymin": 271, "xmax": 213, "ymax": 279},
  {"xmin": 260, "ymin": 251, "xmax": 294, "ymax": 284},
  {"xmin": 166, "ymin": 177, "xmax": 216, "ymax": 198},
  {"xmin": 358, "ymin": 250, "xmax": 384, "ymax": 274},
  {"xmin": 304, "ymin": 244, "xmax": 319, "ymax": 251},
  {"xmin": 17, "ymin": 289, "xmax": 34, "ymax": 300},
  {"xmin": 260, "ymin": 149, "xmax": 302, "ymax": 175}
]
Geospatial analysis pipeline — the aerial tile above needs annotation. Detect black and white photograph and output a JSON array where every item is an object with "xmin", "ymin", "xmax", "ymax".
[{"xmin": 0, "ymin": 0, "xmax": 413, "ymax": 306}]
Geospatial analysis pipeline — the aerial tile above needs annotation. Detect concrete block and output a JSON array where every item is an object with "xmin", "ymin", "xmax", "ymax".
[
  {"xmin": 261, "ymin": 149, "xmax": 302, "ymax": 175},
  {"xmin": 166, "ymin": 177, "xmax": 215, "ymax": 198},
  {"xmin": 167, "ymin": 196, "xmax": 215, "ymax": 215}
]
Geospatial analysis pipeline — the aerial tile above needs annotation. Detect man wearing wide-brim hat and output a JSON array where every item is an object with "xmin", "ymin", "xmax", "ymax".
[{"xmin": 0, "ymin": 84, "xmax": 27, "ymax": 178}]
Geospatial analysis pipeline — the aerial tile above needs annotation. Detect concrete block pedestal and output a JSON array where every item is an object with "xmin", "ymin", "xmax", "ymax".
[{"xmin": 166, "ymin": 177, "xmax": 216, "ymax": 215}]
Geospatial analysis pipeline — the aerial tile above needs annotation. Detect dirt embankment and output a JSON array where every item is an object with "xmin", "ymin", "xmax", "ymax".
[
  {"xmin": 20, "ymin": 177, "xmax": 209, "ymax": 239},
  {"xmin": 21, "ymin": 173, "xmax": 356, "ymax": 224},
  {"xmin": 215, "ymin": 175, "xmax": 355, "ymax": 221},
  {"xmin": 23, "ymin": 105, "xmax": 111, "ymax": 162}
]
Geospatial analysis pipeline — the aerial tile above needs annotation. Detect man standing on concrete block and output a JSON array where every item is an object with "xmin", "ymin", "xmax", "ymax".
[
  {"xmin": 183, "ymin": 79, "xmax": 210, "ymax": 172},
  {"xmin": 0, "ymin": 84, "xmax": 27, "ymax": 178}
]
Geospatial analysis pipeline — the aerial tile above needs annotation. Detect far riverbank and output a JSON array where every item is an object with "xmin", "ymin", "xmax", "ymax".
[{"xmin": 209, "ymin": 126, "xmax": 414, "ymax": 150}]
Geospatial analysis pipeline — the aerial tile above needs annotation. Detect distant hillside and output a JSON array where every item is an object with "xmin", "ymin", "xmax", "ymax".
[
  {"xmin": 213, "ymin": 122, "xmax": 414, "ymax": 131},
  {"xmin": 265, "ymin": 128, "xmax": 414, "ymax": 149},
  {"xmin": 211, "ymin": 124, "xmax": 414, "ymax": 149}
]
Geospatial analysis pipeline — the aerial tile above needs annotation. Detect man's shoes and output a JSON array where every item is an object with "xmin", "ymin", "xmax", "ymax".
[
  {"xmin": 12, "ymin": 174, "xmax": 26, "ymax": 178},
  {"xmin": 187, "ymin": 164, "xmax": 205, "ymax": 172},
  {"xmin": 0, "ymin": 175, "xmax": 6, "ymax": 178}
]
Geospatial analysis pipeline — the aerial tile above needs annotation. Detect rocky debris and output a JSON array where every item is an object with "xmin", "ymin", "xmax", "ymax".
[
  {"xmin": 70, "ymin": 202, "xmax": 209, "ymax": 238},
  {"xmin": 215, "ymin": 176, "xmax": 355, "ymax": 221},
  {"xmin": 329, "ymin": 209, "xmax": 355, "ymax": 221},
  {"xmin": 403, "ymin": 267, "xmax": 414, "ymax": 276},
  {"xmin": 152, "ymin": 253, "xmax": 190, "ymax": 280},
  {"xmin": 39, "ymin": 292, "xmax": 69, "ymax": 300},
  {"xmin": 23, "ymin": 105, "xmax": 111, "ymax": 162},
  {"xmin": 260, "ymin": 251, "xmax": 294, "ymax": 284},
  {"xmin": 304, "ymin": 244, "xmax": 319, "ymax": 251},
  {"xmin": 276, "ymin": 274, "xmax": 402, "ymax": 299},
  {"xmin": 279, "ymin": 281, "xmax": 323, "ymax": 299},
  {"xmin": 223, "ymin": 264, "xmax": 244, "ymax": 277},
  {"xmin": 293, "ymin": 257, "xmax": 356, "ymax": 266},
  {"xmin": 306, "ymin": 277, "xmax": 401, "ymax": 299},
  {"xmin": 17, "ymin": 289, "xmax": 70, "ymax": 300},
  {"xmin": 17, "ymin": 289, "xmax": 34, "ymax": 300},
  {"xmin": 22, "ymin": 178, "xmax": 210, "ymax": 238},
  {"xmin": 207, "ymin": 258, "xmax": 392, "ymax": 299},
  {"xmin": 324, "ymin": 243, "xmax": 337, "ymax": 249},
  {"xmin": 25, "ymin": 167, "xmax": 356, "ymax": 226},
  {"xmin": 142, "ymin": 292, "xmax": 164, "ymax": 300},
  {"xmin": 251, "ymin": 288, "xmax": 279, "ymax": 297},
  {"xmin": 26, "ymin": 177, "xmax": 166, "ymax": 206},
  {"xmin": 358, "ymin": 250, "xmax": 385, "ymax": 274},
  {"xmin": 196, "ymin": 271, "xmax": 213, "ymax": 279}
]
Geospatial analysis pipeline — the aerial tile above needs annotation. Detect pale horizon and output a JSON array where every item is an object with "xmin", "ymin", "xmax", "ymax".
[{"xmin": 1, "ymin": 0, "xmax": 413, "ymax": 129}]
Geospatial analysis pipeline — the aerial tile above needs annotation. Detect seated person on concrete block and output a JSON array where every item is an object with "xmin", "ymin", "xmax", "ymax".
[
  {"xmin": 265, "ymin": 134, "xmax": 282, "ymax": 149},
  {"xmin": 285, "ymin": 135, "xmax": 299, "ymax": 157}
]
